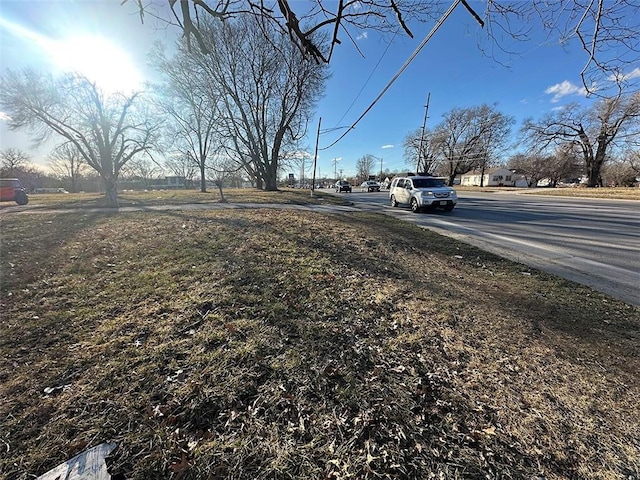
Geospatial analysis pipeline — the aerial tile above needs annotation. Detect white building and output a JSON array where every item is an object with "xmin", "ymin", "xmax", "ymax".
[{"xmin": 460, "ymin": 167, "xmax": 519, "ymax": 187}]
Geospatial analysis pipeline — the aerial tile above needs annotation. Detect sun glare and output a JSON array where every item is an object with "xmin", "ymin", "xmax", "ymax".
[
  {"xmin": 50, "ymin": 36, "xmax": 143, "ymax": 94},
  {"xmin": 1, "ymin": 14, "xmax": 144, "ymax": 94}
]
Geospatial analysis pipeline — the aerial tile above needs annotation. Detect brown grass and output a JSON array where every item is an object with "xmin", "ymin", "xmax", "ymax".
[
  {"xmin": 0, "ymin": 188, "xmax": 349, "ymax": 211},
  {"xmin": 455, "ymin": 185, "xmax": 640, "ymax": 200},
  {"xmin": 0, "ymin": 199, "xmax": 638, "ymax": 479}
]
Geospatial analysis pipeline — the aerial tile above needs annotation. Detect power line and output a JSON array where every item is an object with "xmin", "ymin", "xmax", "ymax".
[
  {"xmin": 332, "ymin": 30, "xmax": 399, "ymax": 129},
  {"xmin": 320, "ymin": 0, "xmax": 463, "ymax": 151}
]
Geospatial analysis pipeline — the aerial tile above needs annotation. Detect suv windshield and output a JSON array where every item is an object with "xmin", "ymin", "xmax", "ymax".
[
  {"xmin": 0, "ymin": 179, "xmax": 22, "ymax": 188},
  {"xmin": 412, "ymin": 178, "xmax": 446, "ymax": 188}
]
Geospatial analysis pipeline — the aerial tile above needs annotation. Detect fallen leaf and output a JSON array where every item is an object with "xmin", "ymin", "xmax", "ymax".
[{"xmin": 169, "ymin": 453, "xmax": 191, "ymax": 477}]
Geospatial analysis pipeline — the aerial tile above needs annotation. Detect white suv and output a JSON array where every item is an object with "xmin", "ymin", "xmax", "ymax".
[{"xmin": 389, "ymin": 175, "xmax": 457, "ymax": 212}]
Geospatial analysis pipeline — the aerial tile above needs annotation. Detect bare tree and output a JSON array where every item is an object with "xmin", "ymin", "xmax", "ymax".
[
  {"xmin": 431, "ymin": 104, "xmax": 514, "ymax": 186},
  {"xmin": 151, "ymin": 43, "xmax": 223, "ymax": 193},
  {"xmin": 625, "ymin": 149, "xmax": 640, "ymax": 176},
  {"xmin": 126, "ymin": 0, "xmax": 441, "ymax": 64},
  {"xmin": 544, "ymin": 144, "xmax": 583, "ymax": 187},
  {"xmin": 188, "ymin": 15, "xmax": 327, "ymax": 191},
  {"xmin": 507, "ymin": 153, "xmax": 547, "ymax": 187},
  {"xmin": 521, "ymin": 92, "xmax": 640, "ymax": 187},
  {"xmin": 355, "ymin": 155, "xmax": 376, "ymax": 183},
  {"xmin": 164, "ymin": 153, "xmax": 198, "ymax": 189},
  {"xmin": 122, "ymin": 158, "xmax": 164, "ymax": 189},
  {"xmin": 0, "ymin": 70, "xmax": 161, "ymax": 206},
  {"xmin": 602, "ymin": 158, "xmax": 637, "ymax": 186},
  {"xmin": 48, "ymin": 143, "xmax": 89, "ymax": 193},
  {"xmin": 125, "ymin": 1, "xmax": 639, "ymax": 93},
  {"xmin": 403, "ymin": 128, "xmax": 440, "ymax": 174},
  {"xmin": 0, "ymin": 148, "xmax": 30, "ymax": 176},
  {"xmin": 207, "ymin": 155, "xmax": 243, "ymax": 203}
]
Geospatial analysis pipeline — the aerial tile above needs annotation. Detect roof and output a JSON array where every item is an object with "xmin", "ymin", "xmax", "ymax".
[{"xmin": 461, "ymin": 167, "xmax": 513, "ymax": 176}]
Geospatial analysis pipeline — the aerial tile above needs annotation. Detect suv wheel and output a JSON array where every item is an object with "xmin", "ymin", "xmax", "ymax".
[
  {"xmin": 390, "ymin": 195, "xmax": 398, "ymax": 207},
  {"xmin": 14, "ymin": 190, "xmax": 28, "ymax": 205},
  {"xmin": 410, "ymin": 198, "xmax": 421, "ymax": 213}
]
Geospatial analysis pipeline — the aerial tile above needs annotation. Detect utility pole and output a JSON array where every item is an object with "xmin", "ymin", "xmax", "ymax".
[
  {"xmin": 332, "ymin": 157, "xmax": 340, "ymax": 181},
  {"xmin": 311, "ymin": 117, "xmax": 321, "ymax": 196},
  {"xmin": 379, "ymin": 156, "xmax": 383, "ymax": 181},
  {"xmin": 417, "ymin": 92, "xmax": 430, "ymax": 174}
]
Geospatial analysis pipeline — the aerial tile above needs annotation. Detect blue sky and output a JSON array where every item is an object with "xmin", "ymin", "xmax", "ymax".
[
  {"xmin": 1, "ymin": 1, "xmax": 636, "ymax": 179},
  {"xmin": 312, "ymin": 5, "xmax": 603, "ymax": 178}
]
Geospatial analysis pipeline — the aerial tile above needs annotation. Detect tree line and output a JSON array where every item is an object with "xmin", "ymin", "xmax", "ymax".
[
  {"xmin": 2, "ymin": 5, "xmax": 640, "ymax": 206},
  {"xmin": 402, "ymin": 96, "xmax": 640, "ymax": 187},
  {"xmin": 0, "ymin": 14, "xmax": 327, "ymax": 207}
]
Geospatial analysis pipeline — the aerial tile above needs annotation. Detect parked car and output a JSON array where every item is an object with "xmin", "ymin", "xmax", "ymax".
[
  {"xmin": 389, "ymin": 175, "xmax": 457, "ymax": 212},
  {"xmin": 0, "ymin": 178, "xmax": 29, "ymax": 205},
  {"xmin": 335, "ymin": 180, "xmax": 352, "ymax": 193},
  {"xmin": 360, "ymin": 180, "xmax": 381, "ymax": 192}
]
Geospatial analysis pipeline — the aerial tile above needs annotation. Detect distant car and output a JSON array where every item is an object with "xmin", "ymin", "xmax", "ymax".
[
  {"xmin": 360, "ymin": 180, "xmax": 381, "ymax": 192},
  {"xmin": 335, "ymin": 180, "xmax": 352, "ymax": 193},
  {"xmin": 0, "ymin": 178, "xmax": 29, "ymax": 205},
  {"xmin": 389, "ymin": 175, "xmax": 457, "ymax": 212}
]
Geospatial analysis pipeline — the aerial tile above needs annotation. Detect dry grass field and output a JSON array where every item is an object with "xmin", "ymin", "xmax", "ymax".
[
  {"xmin": 0, "ymin": 190, "xmax": 638, "ymax": 479},
  {"xmin": 455, "ymin": 185, "xmax": 640, "ymax": 200},
  {"xmin": 0, "ymin": 188, "xmax": 347, "ymax": 211}
]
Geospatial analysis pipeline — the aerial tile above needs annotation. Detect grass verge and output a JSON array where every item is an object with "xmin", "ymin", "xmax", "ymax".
[
  {"xmin": 0, "ymin": 188, "xmax": 349, "ymax": 211},
  {"xmin": 0, "ymin": 203, "xmax": 638, "ymax": 479},
  {"xmin": 455, "ymin": 186, "xmax": 640, "ymax": 200}
]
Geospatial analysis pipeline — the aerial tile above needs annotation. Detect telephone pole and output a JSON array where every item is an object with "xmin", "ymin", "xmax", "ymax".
[
  {"xmin": 311, "ymin": 117, "xmax": 321, "ymax": 196},
  {"xmin": 332, "ymin": 157, "xmax": 340, "ymax": 181},
  {"xmin": 417, "ymin": 93, "xmax": 430, "ymax": 173}
]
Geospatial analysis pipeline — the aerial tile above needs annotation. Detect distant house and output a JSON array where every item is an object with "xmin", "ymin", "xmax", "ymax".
[
  {"xmin": 460, "ymin": 167, "xmax": 519, "ymax": 187},
  {"xmin": 165, "ymin": 176, "xmax": 186, "ymax": 189}
]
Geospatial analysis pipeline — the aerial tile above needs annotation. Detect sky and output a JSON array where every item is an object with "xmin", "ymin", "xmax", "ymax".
[{"xmin": 1, "ymin": 0, "xmax": 638, "ymax": 180}]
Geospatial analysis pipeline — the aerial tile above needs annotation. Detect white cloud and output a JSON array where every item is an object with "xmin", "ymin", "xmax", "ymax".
[
  {"xmin": 356, "ymin": 31, "xmax": 368, "ymax": 41},
  {"xmin": 0, "ymin": 111, "xmax": 10, "ymax": 122},
  {"xmin": 608, "ymin": 67, "xmax": 640, "ymax": 82},
  {"xmin": 381, "ymin": 144, "xmax": 394, "ymax": 149},
  {"xmin": 626, "ymin": 67, "xmax": 640, "ymax": 80},
  {"xmin": 545, "ymin": 80, "xmax": 587, "ymax": 103}
]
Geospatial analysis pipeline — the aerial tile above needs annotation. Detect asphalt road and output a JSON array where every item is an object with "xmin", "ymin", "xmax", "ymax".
[{"xmin": 335, "ymin": 189, "xmax": 640, "ymax": 306}]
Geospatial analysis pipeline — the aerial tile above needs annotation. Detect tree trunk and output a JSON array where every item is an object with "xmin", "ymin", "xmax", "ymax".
[
  {"xmin": 447, "ymin": 172, "xmax": 456, "ymax": 187},
  {"xmin": 71, "ymin": 175, "xmax": 79, "ymax": 193},
  {"xmin": 200, "ymin": 163, "xmax": 207, "ymax": 193},
  {"xmin": 103, "ymin": 175, "xmax": 119, "ymax": 207},
  {"xmin": 587, "ymin": 139, "xmax": 607, "ymax": 187},
  {"xmin": 263, "ymin": 164, "xmax": 278, "ymax": 191},
  {"xmin": 217, "ymin": 183, "xmax": 227, "ymax": 203}
]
